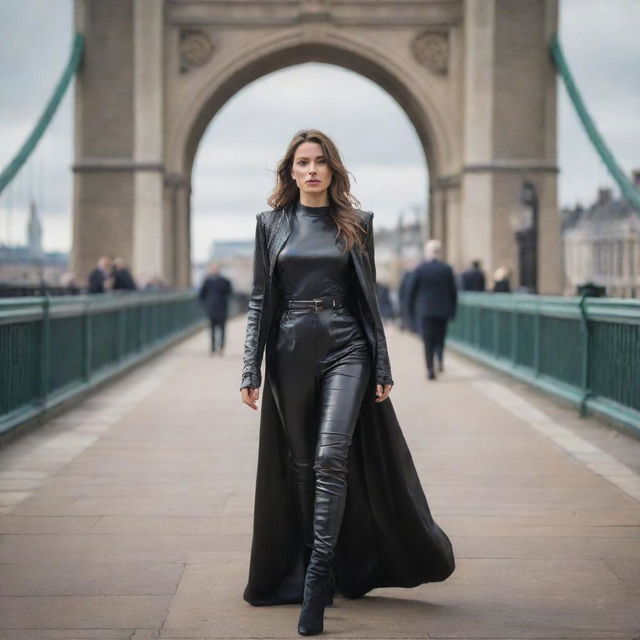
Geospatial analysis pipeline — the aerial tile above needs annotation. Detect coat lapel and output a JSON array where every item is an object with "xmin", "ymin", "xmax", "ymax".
[{"xmin": 266, "ymin": 202, "xmax": 294, "ymax": 280}]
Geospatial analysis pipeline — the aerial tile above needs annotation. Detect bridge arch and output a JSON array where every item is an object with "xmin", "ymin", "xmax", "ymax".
[
  {"xmin": 72, "ymin": 0, "xmax": 562, "ymax": 294},
  {"xmin": 162, "ymin": 29, "xmax": 456, "ymax": 286},
  {"xmin": 170, "ymin": 36, "xmax": 453, "ymax": 182}
]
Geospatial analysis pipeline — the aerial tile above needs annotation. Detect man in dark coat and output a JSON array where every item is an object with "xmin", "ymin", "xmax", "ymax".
[
  {"xmin": 492, "ymin": 266, "xmax": 512, "ymax": 292},
  {"xmin": 375, "ymin": 281, "xmax": 395, "ymax": 320},
  {"xmin": 461, "ymin": 259, "xmax": 486, "ymax": 291},
  {"xmin": 398, "ymin": 258, "xmax": 420, "ymax": 333},
  {"xmin": 112, "ymin": 257, "xmax": 137, "ymax": 291},
  {"xmin": 198, "ymin": 262, "xmax": 233, "ymax": 355},
  {"xmin": 87, "ymin": 256, "xmax": 113, "ymax": 294},
  {"xmin": 408, "ymin": 239, "xmax": 457, "ymax": 380}
]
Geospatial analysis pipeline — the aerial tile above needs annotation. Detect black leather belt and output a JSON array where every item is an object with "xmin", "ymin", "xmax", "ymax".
[{"xmin": 281, "ymin": 296, "xmax": 344, "ymax": 312}]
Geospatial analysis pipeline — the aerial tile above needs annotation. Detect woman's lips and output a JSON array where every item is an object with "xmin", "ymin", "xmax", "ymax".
[{"xmin": 307, "ymin": 180, "xmax": 320, "ymax": 184}]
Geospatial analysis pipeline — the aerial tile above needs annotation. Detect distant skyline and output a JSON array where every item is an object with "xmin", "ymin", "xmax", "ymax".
[{"xmin": 0, "ymin": 0, "xmax": 638, "ymax": 262}]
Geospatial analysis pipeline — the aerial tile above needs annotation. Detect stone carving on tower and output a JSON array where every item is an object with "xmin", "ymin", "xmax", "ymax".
[
  {"xmin": 411, "ymin": 30, "xmax": 449, "ymax": 75},
  {"xmin": 179, "ymin": 29, "xmax": 215, "ymax": 73}
]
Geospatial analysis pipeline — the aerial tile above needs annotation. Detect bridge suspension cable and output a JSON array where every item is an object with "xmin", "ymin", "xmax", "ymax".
[
  {"xmin": 550, "ymin": 32, "xmax": 640, "ymax": 213},
  {"xmin": 0, "ymin": 33, "xmax": 84, "ymax": 195}
]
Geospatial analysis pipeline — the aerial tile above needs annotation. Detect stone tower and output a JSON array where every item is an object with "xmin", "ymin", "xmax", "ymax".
[{"xmin": 72, "ymin": 0, "xmax": 562, "ymax": 293}]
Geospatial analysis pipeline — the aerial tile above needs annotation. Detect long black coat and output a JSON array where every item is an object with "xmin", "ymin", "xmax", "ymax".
[
  {"xmin": 240, "ymin": 202, "xmax": 455, "ymax": 605},
  {"xmin": 112, "ymin": 268, "xmax": 137, "ymax": 291},
  {"xmin": 408, "ymin": 259, "xmax": 458, "ymax": 320},
  {"xmin": 461, "ymin": 267, "xmax": 486, "ymax": 292},
  {"xmin": 398, "ymin": 269, "xmax": 419, "ymax": 332},
  {"xmin": 198, "ymin": 274, "xmax": 232, "ymax": 319},
  {"xmin": 88, "ymin": 267, "xmax": 109, "ymax": 294}
]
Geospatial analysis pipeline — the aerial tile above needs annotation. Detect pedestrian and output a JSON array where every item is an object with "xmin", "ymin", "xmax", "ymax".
[
  {"xmin": 87, "ymin": 256, "xmax": 113, "ymax": 294},
  {"xmin": 239, "ymin": 129, "xmax": 454, "ymax": 636},
  {"xmin": 198, "ymin": 262, "xmax": 233, "ymax": 355},
  {"xmin": 375, "ymin": 281, "xmax": 395, "ymax": 320},
  {"xmin": 60, "ymin": 272, "xmax": 80, "ymax": 295},
  {"xmin": 493, "ymin": 266, "xmax": 511, "ymax": 292},
  {"xmin": 407, "ymin": 240, "xmax": 457, "ymax": 380},
  {"xmin": 112, "ymin": 257, "xmax": 137, "ymax": 291},
  {"xmin": 398, "ymin": 258, "xmax": 420, "ymax": 333},
  {"xmin": 461, "ymin": 259, "xmax": 486, "ymax": 291},
  {"xmin": 142, "ymin": 275, "xmax": 169, "ymax": 291}
]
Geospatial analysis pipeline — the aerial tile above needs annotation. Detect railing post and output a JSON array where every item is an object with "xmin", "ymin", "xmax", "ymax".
[
  {"xmin": 137, "ymin": 300, "xmax": 143, "ymax": 353},
  {"xmin": 82, "ymin": 299, "xmax": 92, "ymax": 383},
  {"xmin": 511, "ymin": 304, "xmax": 518, "ymax": 365},
  {"xmin": 117, "ymin": 305, "xmax": 125, "ymax": 363},
  {"xmin": 533, "ymin": 299, "xmax": 541, "ymax": 377},
  {"xmin": 40, "ymin": 295, "xmax": 51, "ymax": 407},
  {"xmin": 578, "ymin": 294, "xmax": 593, "ymax": 416}
]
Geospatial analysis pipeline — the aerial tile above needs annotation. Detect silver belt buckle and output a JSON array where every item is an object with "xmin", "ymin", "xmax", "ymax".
[{"xmin": 312, "ymin": 298, "xmax": 322, "ymax": 311}]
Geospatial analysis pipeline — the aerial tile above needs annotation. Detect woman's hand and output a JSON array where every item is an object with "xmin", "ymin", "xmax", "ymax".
[
  {"xmin": 241, "ymin": 387, "xmax": 260, "ymax": 410},
  {"xmin": 375, "ymin": 383, "xmax": 392, "ymax": 403}
]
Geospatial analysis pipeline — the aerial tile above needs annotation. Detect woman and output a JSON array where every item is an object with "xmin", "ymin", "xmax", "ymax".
[{"xmin": 240, "ymin": 129, "xmax": 455, "ymax": 636}]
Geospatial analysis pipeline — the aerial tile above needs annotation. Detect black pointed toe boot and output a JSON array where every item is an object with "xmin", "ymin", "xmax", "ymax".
[
  {"xmin": 297, "ymin": 432, "xmax": 351, "ymax": 636},
  {"xmin": 302, "ymin": 545, "xmax": 333, "ymax": 606},
  {"xmin": 298, "ymin": 551, "xmax": 331, "ymax": 635}
]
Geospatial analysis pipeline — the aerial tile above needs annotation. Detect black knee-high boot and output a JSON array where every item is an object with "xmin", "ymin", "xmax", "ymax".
[
  {"xmin": 298, "ymin": 434, "xmax": 350, "ymax": 636},
  {"xmin": 291, "ymin": 456, "xmax": 335, "ymax": 609},
  {"xmin": 302, "ymin": 543, "xmax": 335, "ymax": 607},
  {"xmin": 290, "ymin": 456, "xmax": 315, "ymax": 549}
]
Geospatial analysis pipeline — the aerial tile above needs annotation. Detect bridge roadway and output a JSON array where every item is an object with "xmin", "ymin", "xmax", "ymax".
[{"xmin": 1, "ymin": 316, "xmax": 639, "ymax": 639}]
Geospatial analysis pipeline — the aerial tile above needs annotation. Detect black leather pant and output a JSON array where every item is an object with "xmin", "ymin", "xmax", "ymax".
[{"xmin": 268, "ymin": 305, "xmax": 371, "ymax": 561}]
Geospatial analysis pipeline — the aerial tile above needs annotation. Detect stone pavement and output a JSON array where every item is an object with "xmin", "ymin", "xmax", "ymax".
[{"xmin": 1, "ymin": 315, "xmax": 639, "ymax": 640}]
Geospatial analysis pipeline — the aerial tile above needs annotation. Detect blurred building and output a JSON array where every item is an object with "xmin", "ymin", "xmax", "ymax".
[
  {"xmin": 562, "ymin": 172, "xmax": 640, "ymax": 298},
  {"xmin": 367, "ymin": 215, "xmax": 425, "ymax": 289},
  {"xmin": 0, "ymin": 201, "xmax": 69, "ymax": 285},
  {"xmin": 192, "ymin": 238, "xmax": 254, "ymax": 292}
]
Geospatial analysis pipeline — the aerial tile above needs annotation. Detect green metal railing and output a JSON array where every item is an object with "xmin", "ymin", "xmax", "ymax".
[
  {"xmin": 0, "ymin": 291, "xmax": 206, "ymax": 436},
  {"xmin": 449, "ymin": 293, "xmax": 640, "ymax": 436}
]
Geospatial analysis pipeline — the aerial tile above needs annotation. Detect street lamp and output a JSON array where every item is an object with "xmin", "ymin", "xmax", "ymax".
[{"xmin": 508, "ymin": 180, "xmax": 538, "ymax": 293}]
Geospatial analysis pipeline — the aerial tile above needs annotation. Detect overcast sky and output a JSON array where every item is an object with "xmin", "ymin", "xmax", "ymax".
[{"xmin": 0, "ymin": 0, "xmax": 638, "ymax": 261}]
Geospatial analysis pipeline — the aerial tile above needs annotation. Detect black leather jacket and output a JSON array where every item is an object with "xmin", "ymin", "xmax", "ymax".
[{"xmin": 239, "ymin": 202, "xmax": 394, "ymax": 390}]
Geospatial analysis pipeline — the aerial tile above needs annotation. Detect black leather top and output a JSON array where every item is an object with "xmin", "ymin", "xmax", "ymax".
[{"xmin": 275, "ymin": 201, "xmax": 358, "ymax": 302}]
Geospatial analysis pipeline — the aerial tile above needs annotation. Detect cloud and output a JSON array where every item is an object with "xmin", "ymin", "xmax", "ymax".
[
  {"xmin": 0, "ymin": 0, "xmax": 73, "ymax": 124},
  {"xmin": 557, "ymin": 0, "xmax": 640, "ymax": 205},
  {"xmin": 190, "ymin": 63, "xmax": 428, "ymax": 259}
]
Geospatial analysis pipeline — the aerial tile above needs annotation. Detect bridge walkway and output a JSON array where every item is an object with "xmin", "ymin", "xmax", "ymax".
[{"xmin": 1, "ymin": 317, "xmax": 639, "ymax": 638}]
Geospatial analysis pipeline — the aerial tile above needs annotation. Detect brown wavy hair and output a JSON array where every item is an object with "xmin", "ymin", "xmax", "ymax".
[{"xmin": 267, "ymin": 129, "xmax": 368, "ymax": 253}]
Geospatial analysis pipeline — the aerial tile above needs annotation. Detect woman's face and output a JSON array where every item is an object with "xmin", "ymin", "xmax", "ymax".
[{"xmin": 290, "ymin": 142, "xmax": 333, "ymax": 197}]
